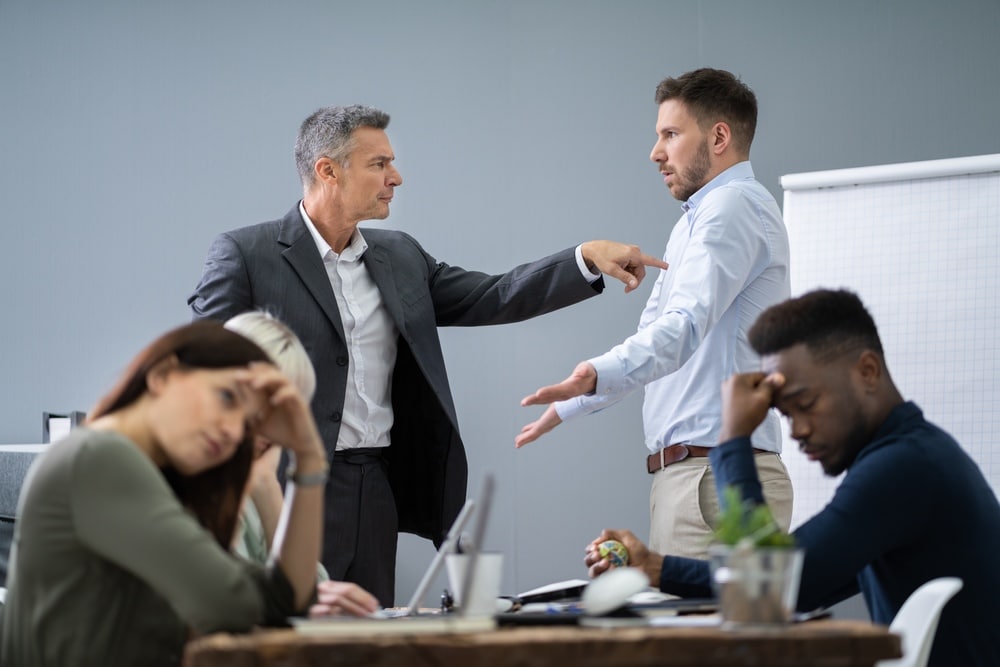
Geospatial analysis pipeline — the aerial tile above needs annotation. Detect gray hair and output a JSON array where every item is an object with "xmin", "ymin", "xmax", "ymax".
[
  {"xmin": 294, "ymin": 104, "xmax": 390, "ymax": 189},
  {"xmin": 224, "ymin": 311, "xmax": 317, "ymax": 401}
]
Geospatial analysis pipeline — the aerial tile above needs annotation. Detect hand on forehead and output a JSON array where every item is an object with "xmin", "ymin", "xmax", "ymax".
[{"xmin": 234, "ymin": 363, "xmax": 280, "ymax": 422}]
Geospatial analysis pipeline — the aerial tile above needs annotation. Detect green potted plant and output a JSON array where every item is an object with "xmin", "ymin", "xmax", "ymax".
[{"xmin": 709, "ymin": 487, "xmax": 803, "ymax": 628}]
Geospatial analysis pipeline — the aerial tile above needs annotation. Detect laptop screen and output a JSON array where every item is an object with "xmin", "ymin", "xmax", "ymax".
[
  {"xmin": 403, "ymin": 472, "xmax": 495, "ymax": 616},
  {"xmin": 398, "ymin": 497, "xmax": 478, "ymax": 615}
]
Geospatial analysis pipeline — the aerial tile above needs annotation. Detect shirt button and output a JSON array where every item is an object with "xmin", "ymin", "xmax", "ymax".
[
  {"xmin": 336, "ymin": 356, "xmax": 348, "ymax": 366},
  {"xmin": 330, "ymin": 411, "xmax": 342, "ymax": 422}
]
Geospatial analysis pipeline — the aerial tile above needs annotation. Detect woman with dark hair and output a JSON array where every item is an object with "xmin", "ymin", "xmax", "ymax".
[{"xmin": 0, "ymin": 321, "xmax": 327, "ymax": 667}]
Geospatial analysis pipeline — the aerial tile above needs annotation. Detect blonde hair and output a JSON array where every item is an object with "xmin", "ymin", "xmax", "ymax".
[{"xmin": 224, "ymin": 312, "xmax": 317, "ymax": 401}]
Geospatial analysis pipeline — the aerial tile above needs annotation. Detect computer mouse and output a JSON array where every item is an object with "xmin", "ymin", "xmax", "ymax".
[{"xmin": 581, "ymin": 567, "xmax": 650, "ymax": 616}]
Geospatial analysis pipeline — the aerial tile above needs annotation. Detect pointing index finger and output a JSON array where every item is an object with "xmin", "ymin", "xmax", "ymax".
[{"xmin": 641, "ymin": 254, "xmax": 669, "ymax": 270}]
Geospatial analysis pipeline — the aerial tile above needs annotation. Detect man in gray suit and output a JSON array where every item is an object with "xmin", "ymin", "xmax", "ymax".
[{"xmin": 189, "ymin": 104, "xmax": 666, "ymax": 605}]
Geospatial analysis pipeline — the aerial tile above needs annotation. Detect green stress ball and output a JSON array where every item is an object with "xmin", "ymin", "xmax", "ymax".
[{"xmin": 598, "ymin": 539, "xmax": 629, "ymax": 567}]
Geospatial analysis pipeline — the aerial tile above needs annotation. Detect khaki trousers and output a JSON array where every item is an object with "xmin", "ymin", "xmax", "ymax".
[{"xmin": 648, "ymin": 452, "xmax": 793, "ymax": 559}]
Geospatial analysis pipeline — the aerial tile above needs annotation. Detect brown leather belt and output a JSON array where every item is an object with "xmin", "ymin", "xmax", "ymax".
[{"xmin": 646, "ymin": 444, "xmax": 768, "ymax": 474}]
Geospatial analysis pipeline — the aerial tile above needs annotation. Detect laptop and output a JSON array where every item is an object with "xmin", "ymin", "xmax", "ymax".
[
  {"xmin": 291, "ymin": 474, "xmax": 497, "ymax": 634},
  {"xmin": 375, "ymin": 495, "xmax": 479, "ymax": 618}
]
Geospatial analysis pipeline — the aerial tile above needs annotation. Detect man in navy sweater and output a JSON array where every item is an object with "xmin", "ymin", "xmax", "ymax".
[{"xmin": 587, "ymin": 289, "xmax": 1000, "ymax": 667}]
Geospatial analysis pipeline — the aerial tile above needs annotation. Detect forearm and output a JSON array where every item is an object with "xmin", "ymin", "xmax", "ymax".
[
  {"xmin": 553, "ymin": 389, "xmax": 630, "ymax": 423},
  {"xmin": 709, "ymin": 437, "xmax": 765, "ymax": 506},
  {"xmin": 433, "ymin": 247, "xmax": 603, "ymax": 326},
  {"xmin": 590, "ymin": 310, "xmax": 700, "ymax": 397},
  {"xmin": 273, "ymin": 452, "xmax": 326, "ymax": 610}
]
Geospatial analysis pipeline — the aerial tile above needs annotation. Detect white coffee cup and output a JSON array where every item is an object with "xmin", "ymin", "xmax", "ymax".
[{"xmin": 445, "ymin": 552, "xmax": 503, "ymax": 616}]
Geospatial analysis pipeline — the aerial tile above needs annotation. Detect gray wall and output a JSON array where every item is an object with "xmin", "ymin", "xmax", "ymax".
[{"xmin": 2, "ymin": 0, "xmax": 998, "ymax": 607}]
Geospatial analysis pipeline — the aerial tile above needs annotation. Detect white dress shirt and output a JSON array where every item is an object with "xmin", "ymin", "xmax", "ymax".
[
  {"xmin": 555, "ymin": 162, "xmax": 789, "ymax": 454},
  {"xmin": 300, "ymin": 204, "xmax": 397, "ymax": 450},
  {"xmin": 301, "ymin": 204, "xmax": 600, "ymax": 451}
]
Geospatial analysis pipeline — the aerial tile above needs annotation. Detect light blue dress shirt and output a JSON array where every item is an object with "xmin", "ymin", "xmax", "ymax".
[{"xmin": 555, "ymin": 161, "xmax": 789, "ymax": 455}]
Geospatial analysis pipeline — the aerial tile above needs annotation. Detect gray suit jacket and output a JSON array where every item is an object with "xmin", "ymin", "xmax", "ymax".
[{"xmin": 188, "ymin": 204, "xmax": 603, "ymax": 545}]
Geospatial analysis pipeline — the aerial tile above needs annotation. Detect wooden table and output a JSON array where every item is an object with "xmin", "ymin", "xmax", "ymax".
[{"xmin": 184, "ymin": 619, "xmax": 901, "ymax": 667}]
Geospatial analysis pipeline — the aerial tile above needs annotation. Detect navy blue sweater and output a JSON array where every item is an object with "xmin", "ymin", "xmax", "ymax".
[{"xmin": 659, "ymin": 402, "xmax": 1000, "ymax": 667}]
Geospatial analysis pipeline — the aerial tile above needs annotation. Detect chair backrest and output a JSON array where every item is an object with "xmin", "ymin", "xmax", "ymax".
[{"xmin": 875, "ymin": 577, "xmax": 963, "ymax": 667}]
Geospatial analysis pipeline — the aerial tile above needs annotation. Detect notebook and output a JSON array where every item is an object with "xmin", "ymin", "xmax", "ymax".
[{"xmin": 291, "ymin": 474, "xmax": 497, "ymax": 635}]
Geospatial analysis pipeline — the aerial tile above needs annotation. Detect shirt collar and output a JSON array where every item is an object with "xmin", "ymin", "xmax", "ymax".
[
  {"xmin": 299, "ymin": 201, "xmax": 368, "ymax": 262},
  {"xmin": 681, "ymin": 161, "xmax": 755, "ymax": 214}
]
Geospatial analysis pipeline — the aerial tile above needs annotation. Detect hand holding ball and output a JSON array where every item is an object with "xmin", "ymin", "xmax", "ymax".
[{"xmin": 598, "ymin": 539, "xmax": 629, "ymax": 567}]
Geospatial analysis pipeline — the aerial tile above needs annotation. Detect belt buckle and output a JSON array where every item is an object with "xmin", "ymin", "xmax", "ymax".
[{"xmin": 652, "ymin": 444, "xmax": 689, "ymax": 473}]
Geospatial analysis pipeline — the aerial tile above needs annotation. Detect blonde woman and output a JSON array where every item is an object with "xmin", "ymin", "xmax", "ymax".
[{"xmin": 225, "ymin": 311, "xmax": 378, "ymax": 617}]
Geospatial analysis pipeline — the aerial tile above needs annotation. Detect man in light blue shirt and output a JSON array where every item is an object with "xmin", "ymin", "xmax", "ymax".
[{"xmin": 517, "ymin": 68, "xmax": 793, "ymax": 558}]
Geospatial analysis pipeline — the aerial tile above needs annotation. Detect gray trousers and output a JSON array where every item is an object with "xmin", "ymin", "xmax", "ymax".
[{"xmin": 321, "ymin": 449, "xmax": 398, "ymax": 607}]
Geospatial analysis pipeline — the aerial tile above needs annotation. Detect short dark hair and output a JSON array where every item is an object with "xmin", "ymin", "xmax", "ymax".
[
  {"xmin": 88, "ymin": 321, "xmax": 272, "ymax": 548},
  {"xmin": 294, "ymin": 104, "xmax": 390, "ymax": 188},
  {"xmin": 748, "ymin": 289, "xmax": 885, "ymax": 363},
  {"xmin": 654, "ymin": 68, "xmax": 757, "ymax": 153}
]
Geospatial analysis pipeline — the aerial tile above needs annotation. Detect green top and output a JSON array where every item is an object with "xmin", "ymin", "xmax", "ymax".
[{"xmin": 1, "ymin": 429, "xmax": 300, "ymax": 667}]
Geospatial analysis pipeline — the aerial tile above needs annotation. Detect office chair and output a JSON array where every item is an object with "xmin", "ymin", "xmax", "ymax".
[{"xmin": 875, "ymin": 577, "xmax": 963, "ymax": 667}]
